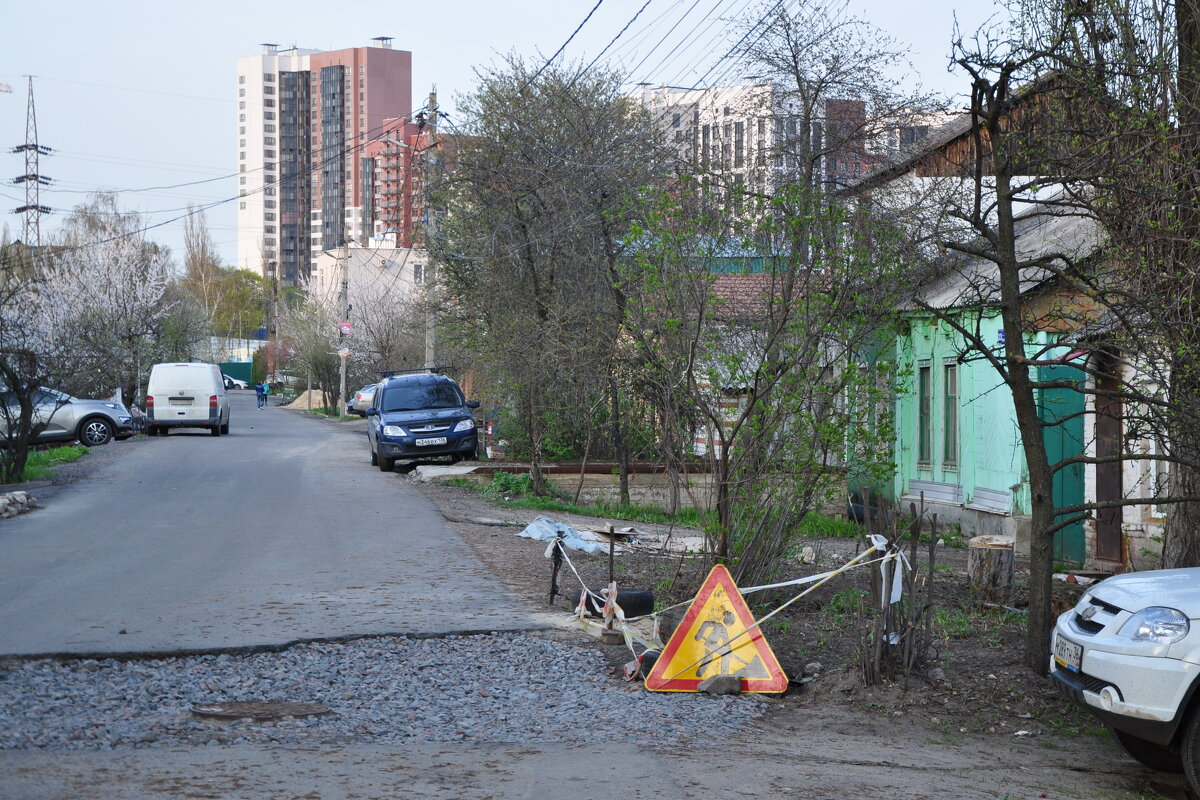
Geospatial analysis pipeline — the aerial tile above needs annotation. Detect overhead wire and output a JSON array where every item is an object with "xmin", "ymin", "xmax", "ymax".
[
  {"xmin": 518, "ymin": 0, "xmax": 608, "ymax": 93},
  {"xmin": 18, "ymin": 0, "xmax": 798, "ymax": 263}
]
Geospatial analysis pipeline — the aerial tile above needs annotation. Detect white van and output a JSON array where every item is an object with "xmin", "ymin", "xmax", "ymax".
[{"xmin": 145, "ymin": 362, "xmax": 230, "ymax": 437}]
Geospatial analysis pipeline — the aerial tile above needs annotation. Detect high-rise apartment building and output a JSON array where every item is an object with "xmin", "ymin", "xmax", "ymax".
[
  {"xmin": 638, "ymin": 82, "xmax": 871, "ymax": 202},
  {"xmin": 236, "ymin": 40, "xmax": 412, "ymax": 285}
]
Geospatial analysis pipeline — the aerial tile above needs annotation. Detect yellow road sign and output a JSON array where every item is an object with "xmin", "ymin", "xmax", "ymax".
[{"xmin": 644, "ymin": 564, "xmax": 787, "ymax": 693}]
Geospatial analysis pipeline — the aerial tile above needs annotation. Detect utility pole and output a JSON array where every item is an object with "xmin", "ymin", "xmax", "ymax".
[
  {"xmin": 12, "ymin": 77, "xmax": 52, "ymax": 247},
  {"xmin": 264, "ymin": 260, "xmax": 278, "ymax": 382},
  {"xmin": 338, "ymin": 241, "xmax": 350, "ymax": 415},
  {"xmin": 423, "ymin": 90, "xmax": 438, "ymax": 370}
]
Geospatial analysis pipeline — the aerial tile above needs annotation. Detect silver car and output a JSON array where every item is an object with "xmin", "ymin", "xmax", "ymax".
[
  {"xmin": 1, "ymin": 387, "xmax": 134, "ymax": 447},
  {"xmin": 348, "ymin": 384, "xmax": 378, "ymax": 417}
]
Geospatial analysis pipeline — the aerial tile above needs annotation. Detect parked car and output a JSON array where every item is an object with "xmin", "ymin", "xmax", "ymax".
[
  {"xmin": 222, "ymin": 374, "xmax": 249, "ymax": 390},
  {"xmin": 347, "ymin": 383, "xmax": 377, "ymax": 417},
  {"xmin": 366, "ymin": 372, "xmax": 478, "ymax": 471},
  {"xmin": 145, "ymin": 362, "xmax": 230, "ymax": 437},
  {"xmin": 1, "ymin": 387, "xmax": 133, "ymax": 447},
  {"xmin": 1051, "ymin": 568, "xmax": 1200, "ymax": 789}
]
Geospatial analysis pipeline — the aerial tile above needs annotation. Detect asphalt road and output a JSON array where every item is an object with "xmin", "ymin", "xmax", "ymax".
[
  {"xmin": 0, "ymin": 391, "xmax": 542, "ymax": 658},
  {"xmin": 0, "ymin": 395, "xmax": 1181, "ymax": 800}
]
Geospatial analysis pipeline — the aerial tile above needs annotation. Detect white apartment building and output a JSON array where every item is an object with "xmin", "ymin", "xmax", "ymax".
[
  {"xmin": 236, "ymin": 40, "xmax": 412, "ymax": 286},
  {"xmin": 236, "ymin": 46, "xmax": 317, "ymax": 282}
]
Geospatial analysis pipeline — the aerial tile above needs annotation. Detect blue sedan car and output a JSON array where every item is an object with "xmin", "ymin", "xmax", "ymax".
[{"xmin": 366, "ymin": 372, "xmax": 478, "ymax": 471}]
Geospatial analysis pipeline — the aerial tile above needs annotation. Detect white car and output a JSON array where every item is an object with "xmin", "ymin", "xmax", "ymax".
[
  {"xmin": 222, "ymin": 374, "xmax": 249, "ymax": 390},
  {"xmin": 1050, "ymin": 568, "xmax": 1200, "ymax": 788}
]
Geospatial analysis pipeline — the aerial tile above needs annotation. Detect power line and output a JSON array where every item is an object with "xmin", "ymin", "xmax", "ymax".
[{"xmin": 519, "ymin": 0, "xmax": 608, "ymax": 92}]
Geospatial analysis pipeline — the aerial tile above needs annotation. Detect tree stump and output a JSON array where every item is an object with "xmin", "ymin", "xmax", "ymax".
[{"xmin": 967, "ymin": 535, "xmax": 1015, "ymax": 606}]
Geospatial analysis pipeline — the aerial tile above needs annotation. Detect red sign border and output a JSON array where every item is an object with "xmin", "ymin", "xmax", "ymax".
[{"xmin": 644, "ymin": 564, "xmax": 787, "ymax": 693}]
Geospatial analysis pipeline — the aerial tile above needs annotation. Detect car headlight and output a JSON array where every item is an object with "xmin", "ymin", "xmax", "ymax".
[
  {"xmin": 382, "ymin": 425, "xmax": 407, "ymax": 437},
  {"xmin": 103, "ymin": 403, "xmax": 122, "ymax": 410},
  {"xmin": 1118, "ymin": 607, "xmax": 1190, "ymax": 644},
  {"xmin": 453, "ymin": 418, "xmax": 476, "ymax": 432}
]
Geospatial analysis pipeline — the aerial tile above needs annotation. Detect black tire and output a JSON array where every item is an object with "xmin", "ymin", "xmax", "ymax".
[
  {"xmin": 221, "ymin": 419, "xmax": 230, "ymax": 435},
  {"xmin": 1182, "ymin": 710, "xmax": 1200, "ymax": 792},
  {"xmin": 211, "ymin": 424, "xmax": 222, "ymax": 437},
  {"xmin": 78, "ymin": 418, "xmax": 114, "ymax": 447},
  {"xmin": 370, "ymin": 447, "xmax": 378, "ymax": 466},
  {"xmin": 378, "ymin": 453, "xmax": 394, "ymax": 472},
  {"xmin": 1119, "ymin": 727, "xmax": 1184, "ymax": 774}
]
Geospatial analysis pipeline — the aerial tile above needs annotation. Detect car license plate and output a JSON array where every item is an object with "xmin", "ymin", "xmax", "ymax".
[
  {"xmin": 416, "ymin": 436, "xmax": 448, "ymax": 447},
  {"xmin": 1054, "ymin": 635, "xmax": 1083, "ymax": 673}
]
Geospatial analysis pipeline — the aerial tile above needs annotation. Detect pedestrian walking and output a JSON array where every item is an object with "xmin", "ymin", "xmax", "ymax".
[{"xmin": 255, "ymin": 382, "xmax": 267, "ymax": 409}]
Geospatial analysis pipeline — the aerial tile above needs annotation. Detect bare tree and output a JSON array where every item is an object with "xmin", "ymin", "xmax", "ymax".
[
  {"xmin": 436, "ymin": 56, "xmax": 671, "ymax": 493},
  {"xmin": 1010, "ymin": 0, "xmax": 1200, "ymax": 569}
]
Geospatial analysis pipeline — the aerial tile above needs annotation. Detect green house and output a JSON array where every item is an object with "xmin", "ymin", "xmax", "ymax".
[{"xmin": 888, "ymin": 209, "xmax": 1099, "ymax": 561}]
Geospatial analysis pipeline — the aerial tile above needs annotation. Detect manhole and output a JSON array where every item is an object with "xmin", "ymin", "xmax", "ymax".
[{"xmin": 190, "ymin": 701, "xmax": 333, "ymax": 720}]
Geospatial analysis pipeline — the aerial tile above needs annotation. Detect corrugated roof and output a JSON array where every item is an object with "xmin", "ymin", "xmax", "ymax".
[{"xmin": 906, "ymin": 206, "xmax": 1105, "ymax": 310}]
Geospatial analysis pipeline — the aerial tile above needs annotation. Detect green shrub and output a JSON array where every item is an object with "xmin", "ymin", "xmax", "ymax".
[{"xmin": 482, "ymin": 471, "xmax": 535, "ymax": 500}]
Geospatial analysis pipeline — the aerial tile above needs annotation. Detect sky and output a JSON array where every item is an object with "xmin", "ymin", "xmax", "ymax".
[{"xmin": 1, "ymin": 0, "xmax": 1003, "ymax": 267}]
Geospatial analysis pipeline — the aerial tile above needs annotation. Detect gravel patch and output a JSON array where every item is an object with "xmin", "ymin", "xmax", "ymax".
[{"xmin": 0, "ymin": 633, "xmax": 768, "ymax": 750}]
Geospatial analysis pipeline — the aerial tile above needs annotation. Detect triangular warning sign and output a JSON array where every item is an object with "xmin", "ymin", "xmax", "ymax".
[{"xmin": 644, "ymin": 564, "xmax": 787, "ymax": 693}]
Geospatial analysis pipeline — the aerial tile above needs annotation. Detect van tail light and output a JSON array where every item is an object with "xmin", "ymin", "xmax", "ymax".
[
  {"xmin": 145, "ymin": 396, "xmax": 154, "ymax": 408},
  {"xmin": 209, "ymin": 395, "xmax": 218, "ymax": 407}
]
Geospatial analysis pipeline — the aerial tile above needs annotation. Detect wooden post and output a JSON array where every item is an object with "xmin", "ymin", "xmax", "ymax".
[{"xmin": 967, "ymin": 535, "xmax": 1015, "ymax": 606}]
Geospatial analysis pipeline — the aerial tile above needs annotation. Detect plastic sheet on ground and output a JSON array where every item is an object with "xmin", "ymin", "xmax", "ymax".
[{"xmin": 517, "ymin": 516, "xmax": 628, "ymax": 555}]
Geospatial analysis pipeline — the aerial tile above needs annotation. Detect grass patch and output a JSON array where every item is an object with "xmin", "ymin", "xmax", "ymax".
[
  {"xmin": 456, "ymin": 471, "xmax": 714, "ymax": 528},
  {"xmin": 934, "ymin": 607, "xmax": 973, "ymax": 639},
  {"xmin": 20, "ymin": 445, "xmax": 88, "ymax": 481},
  {"xmin": 798, "ymin": 512, "xmax": 862, "ymax": 539},
  {"xmin": 308, "ymin": 406, "xmax": 357, "ymax": 420}
]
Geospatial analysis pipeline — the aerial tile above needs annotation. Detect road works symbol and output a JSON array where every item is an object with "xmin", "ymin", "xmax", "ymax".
[{"xmin": 644, "ymin": 564, "xmax": 787, "ymax": 693}]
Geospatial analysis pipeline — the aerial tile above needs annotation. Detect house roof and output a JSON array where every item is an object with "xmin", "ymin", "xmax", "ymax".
[
  {"xmin": 710, "ymin": 273, "xmax": 775, "ymax": 319},
  {"xmin": 906, "ymin": 204, "xmax": 1105, "ymax": 311},
  {"xmin": 845, "ymin": 71, "xmax": 1070, "ymax": 195}
]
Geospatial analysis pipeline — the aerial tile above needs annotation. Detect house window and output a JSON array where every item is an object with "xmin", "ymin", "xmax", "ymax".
[
  {"xmin": 918, "ymin": 363, "xmax": 932, "ymax": 465},
  {"xmin": 943, "ymin": 362, "xmax": 958, "ymax": 466},
  {"xmin": 734, "ymin": 121, "xmax": 744, "ymax": 168}
]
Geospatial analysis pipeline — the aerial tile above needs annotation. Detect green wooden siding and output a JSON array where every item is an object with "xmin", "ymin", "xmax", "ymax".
[{"xmin": 893, "ymin": 311, "xmax": 1031, "ymax": 514}]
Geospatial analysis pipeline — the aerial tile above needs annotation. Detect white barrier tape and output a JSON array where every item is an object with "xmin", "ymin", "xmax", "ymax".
[
  {"xmin": 661, "ymin": 541, "xmax": 907, "ymax": 683},
  {"xmin": 738, "ymin": 554, "xmax": 893, "ymax": 595}
]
